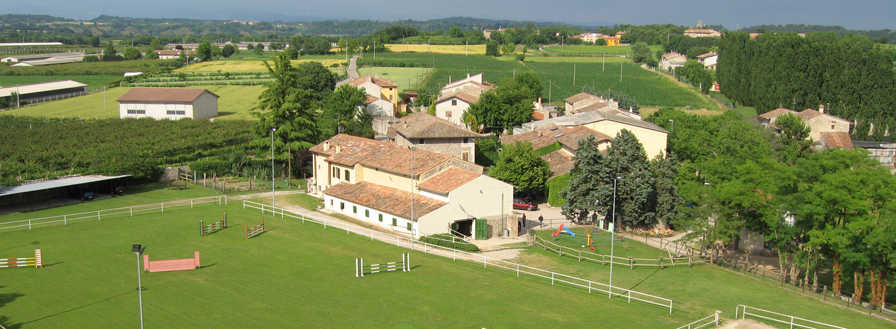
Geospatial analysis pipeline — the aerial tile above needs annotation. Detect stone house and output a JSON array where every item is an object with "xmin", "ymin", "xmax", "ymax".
[{"xmin": 387, "ymin": 113, "xmax": 489, "ymax": 163}]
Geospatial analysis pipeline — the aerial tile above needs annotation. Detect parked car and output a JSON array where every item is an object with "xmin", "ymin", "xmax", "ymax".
[{"xmin": 512, "ymin": 198, "xmax": 538, "ymax": 211}]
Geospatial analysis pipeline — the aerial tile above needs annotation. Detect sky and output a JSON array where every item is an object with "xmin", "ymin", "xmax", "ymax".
[{"xmin": 6, "ymin": 0, "xmax": 896, "ymax": 30}]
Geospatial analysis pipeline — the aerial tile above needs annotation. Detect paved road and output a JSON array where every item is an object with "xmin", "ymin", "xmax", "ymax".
[{"xmin": 335, "ymin": 55, "xmax": 359, "ymax": 87}]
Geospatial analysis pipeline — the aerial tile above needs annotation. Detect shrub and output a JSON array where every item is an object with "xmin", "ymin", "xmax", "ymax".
[
  {"xmin": 419, "ymin": 234, "xmax": 480, "ymax": 252},
  {"xmin": 546, "ymin": 173, "xmax": 570, "ymax": 207}
]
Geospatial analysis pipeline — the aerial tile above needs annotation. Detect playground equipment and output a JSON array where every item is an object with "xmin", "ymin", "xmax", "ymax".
[
  {"xmin": 143, "ymin": 252, "xmax": 200, "ymax": 272},
  {"xmin": 355, "ymin": 253, "xmax": 410, "ymax": 277},
  {"xmin": 247, "ymin": 219, "xmax": 265, "ymax": 239},
  {"xmin": 201, "ymin": 213, "xmax": 228, "ymax": 236},
  {"xmin": 0, "ymin": 249, "xmax": 42, "ymax": 268},
  {"xmin": 551, "ymin": 224, "xmax": 588, "ymax": 245}
]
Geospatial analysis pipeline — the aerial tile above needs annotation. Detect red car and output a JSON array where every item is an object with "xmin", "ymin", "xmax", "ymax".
[{"xmin": 513, "ymin": 198, "xmax": 538, "ymax": 211}]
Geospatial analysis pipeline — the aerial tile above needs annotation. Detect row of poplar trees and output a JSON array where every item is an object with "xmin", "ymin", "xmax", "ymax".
[{"xmin": 717, "ymin": 31, "xmax": 896, "ymax": 139}]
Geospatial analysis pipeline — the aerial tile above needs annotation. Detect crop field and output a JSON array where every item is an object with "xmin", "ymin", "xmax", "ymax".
[
  {"xmin": 176, "ymin": 58, "xmax": 346, "ymax": 73},
  {"xmin": 512, "ymin": 56, "xmax": 632, "ymax": 63},
  {"xmin": 542, "ymin": 44, "xmax": 664, "ymax": 56},
  {"xmin": 0, "ymin": 58, "xmax": 177, "ymax": 77},
  {"xmin": 524, "ymin": 62, "xmax": 720, "ymax": 109},
  {"xmin": 385, "ymin": 44, "xmax": 487, "ymax": 54},
  {"xmin": 2, "ymin": 85, "xmax": 264, "ymax": 120},
  {"xmin": 0, "ymin": 75, "xmax": 123, "ymax": 90},
  {"xmin": 0, "ymin": 187, "xmax": 889, "ymax": 328}
]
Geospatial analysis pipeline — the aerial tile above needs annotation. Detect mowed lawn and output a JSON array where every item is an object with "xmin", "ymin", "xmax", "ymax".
[
  {"xmin": 1, "ymin": 200, "xmax": 691, "ymax": 328},
  {"xmin": 1, "ymin": 85, "xmax": 264, "ymax": 120}
]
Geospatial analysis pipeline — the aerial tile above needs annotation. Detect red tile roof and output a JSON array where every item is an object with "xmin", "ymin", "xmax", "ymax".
[
  {"xmin": 819, "ymin": 132, "xmax": 855, "ymax": 150},
  {"xmin": 117, "ymin": 88, "xmax": 218, "ymax": 103},
  {"xmin": 541, "ymin": 150, "xmax": 574, "ymax": 179},
  {"xmin": 310, "ymin": 134, "xmax": 452, "ymax": 176},
  {"xmin": 417, "ymin": 167, "xmax": 481, "ymax": 194},
  {"xmin": 797, "ymin": 109, "xmax": 850, "ymax": 124},
  {"xmin": 500, "ymin": 125, "xmax": 611, "ymax": 151},
  {"xmin": 388, "ymin": 112, "xmax": 487, "ymax": 139},
  {"xmin": 323, "ymin": 181, "xmax": 446, "ymax": 220},
  {"xmin": 349, "ymin": 74, "xmax": 398, "ymax": 88},
  {"xmin": 436, "ymin": 90, "xmax": 481, "ymax": 105},
  {"xmin": 565, "ymin": 92, "xmax": 598, "ymax": 104},
  {"xmin": 759, "ymin": 108, "xmax": 795, "ymax": 121}
]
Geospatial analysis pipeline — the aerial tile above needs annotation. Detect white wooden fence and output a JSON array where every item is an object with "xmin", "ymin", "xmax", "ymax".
[
  {"xmin": 242, "ymin": 200, "xmax": 674, "ymax": 314},
  {"xmin": 0, "ymin": 196, "xmax": 226, "ymax": 232},
  {"xmin": 736, "ymin": 305, "xmax": 848, "ymax": 329}
]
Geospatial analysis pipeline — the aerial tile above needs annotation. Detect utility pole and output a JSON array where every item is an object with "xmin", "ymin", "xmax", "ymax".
[{"xmin": 620, "ymin": 62, "xmax": 623, "ymax": 82}]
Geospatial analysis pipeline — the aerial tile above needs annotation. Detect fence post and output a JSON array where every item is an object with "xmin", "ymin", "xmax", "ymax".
[
  {"xmin": 64, "ymin": 215, "xmax": 67, "ymax": 225},
  {"xmin": 98, "ymin": 210, "xmax": 101, "ymax": 221}
]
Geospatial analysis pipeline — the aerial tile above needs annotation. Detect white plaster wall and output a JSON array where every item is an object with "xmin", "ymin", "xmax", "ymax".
[
  {"xmin": 434, "ymin": 98, "xmax": 469, "ymax": 126},
  {"xmin": 192, "ymin": 92, "xmax": 218, "ymax": 119}
]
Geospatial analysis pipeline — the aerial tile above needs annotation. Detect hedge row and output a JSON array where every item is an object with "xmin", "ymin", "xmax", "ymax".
[
  {"xmin": 419, "ymin": 234, "xmax": 480, "ymax": 252},
  {"xmin": 545, "ymin": 173, "xmax": 570, "ymax": 207},
  {"xmin": 534, "ymin": 142, "xmax": 562, "ymax": 157}
]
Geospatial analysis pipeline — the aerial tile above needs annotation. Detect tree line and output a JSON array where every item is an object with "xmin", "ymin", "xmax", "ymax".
[
  {"xmin": 717, "ymin": 31, "xmax": 896, "ymax": 139},
  {"xmin": 647, "ymin": 108, "xmax": 895, "ymax": 309}
]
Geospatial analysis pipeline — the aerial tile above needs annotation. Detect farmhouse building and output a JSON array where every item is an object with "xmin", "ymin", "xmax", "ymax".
[
  {"xmin": 502, "ymin": 124, "xmax": 612, "ymax": 179},
  {"xmin": 387, "ymin": 113, "xmax": 489, "ymax": 163},
  {"xmin": 522, "ymin": 110, "xmax": 669, "ymax": 158},
  {"xmin": 434, "ymin": 73, "xmax": 495, "ymax": 126},
  {"xmin": 117, "ymin": 88, "xmax": 219, "ymax": 120},
  {"xmin": 0, "ymin": 80, "xmax": 88, "ymax": 105},
  {"xmin": 759, "ymin": 106, "xmax": 853, "ymax": 150},
  {"xmin": 153, "ymin": 49, "xmax": 196, "ymax": 59},
  {"xmin": 349, "ymin": 75, "xmax": 400, "ymax": 115},
  {"xmin": 697, "ymin": 52, "xmax": 718, "ymax": 69},
  {"xmin": 684, "ymin": 29, "xmax": 722, "ymax": 38},
  {"xmin": 661, "ymin": 52, "xmax": 687, "ymax": 71},
  {"xmin": 309, "ymin": 134, "xmax": 513, "ymax": 239},
  {"xmin": 562, "ymin": 92, "xmax": 637, "ymax": 118}
]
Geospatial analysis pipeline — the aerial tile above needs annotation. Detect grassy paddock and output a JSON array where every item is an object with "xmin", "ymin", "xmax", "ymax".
[
  {"xmin": 2, "ymin": 85, "xmax": 264, "ymax": 120},
  {"xmin": 0, "ymin": 201, "xmax": 688, "ymax": 328}
]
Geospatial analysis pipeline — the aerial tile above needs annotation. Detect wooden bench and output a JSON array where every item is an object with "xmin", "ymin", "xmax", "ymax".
[{"xmin": 144, "ymin": 252, "xmax": 200, "ymax": 273}]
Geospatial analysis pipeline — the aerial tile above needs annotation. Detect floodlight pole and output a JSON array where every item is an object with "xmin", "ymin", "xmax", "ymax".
[
  {"xmin": 132, "ymin": 245, "xmax": 145, "ymax": 329},
  {"xmin": 271, "ymin": 127, "xmax": 277, "ymax": 209},
  {"xmin": 609, "ymin": 176, "xmax": 621, "ymax": 299}
]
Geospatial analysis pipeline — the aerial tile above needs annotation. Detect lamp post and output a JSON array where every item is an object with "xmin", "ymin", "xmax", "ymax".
[
  {"xmin": 409, "ymin": 146, "xmax": 415, "ymax": 236},
  {"xmin": 131, "ymin": 244, "xmax": 146, "ymax": 329},
  {"xmin": 271, "ymin": 127, "xmax": 276, "ymax": 208},
  {"xmin": 608, "ymin": 176, "xmax": 621, "ymax": 298}
]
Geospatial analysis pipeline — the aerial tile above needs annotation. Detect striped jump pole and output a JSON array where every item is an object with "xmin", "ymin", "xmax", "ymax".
[
  {"xmin": 247, "ymin": 218, "xmax": 265, "ymax": 239},
  {"xmin": 201, "ymin": 213, "xmax": 228, "ymax": 236},
  {"xmin": 355, "ymin": 253, "xmax": 409, "ymax": 277},
  {"xmin": 0, "ymin": 249, "xmax": 42, "ymax": 268}
]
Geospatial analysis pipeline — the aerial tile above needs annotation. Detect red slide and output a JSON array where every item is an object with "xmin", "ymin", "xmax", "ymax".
[{"xmin": 551, "ymin": 224, "xmax": 565, "ymax": 237}]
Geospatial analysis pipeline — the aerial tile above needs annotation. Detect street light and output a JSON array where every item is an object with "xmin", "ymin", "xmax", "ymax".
[
  {"xmin": 608, "ymin": 176, "xmax": 621, "ymax": 299},
  {"xmin": 271, "ymin": 127, "xmax": 277, "ymax": 208},
  {"xmin": 131, "ymin": 244, "xmax": 146, "ymax": 329}
]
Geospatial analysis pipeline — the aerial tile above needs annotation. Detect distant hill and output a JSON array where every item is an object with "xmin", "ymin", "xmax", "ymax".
[
  {"xmin": 0, "ymin": 14, "xmax": 73, "ymax": 24},
  {"xmin": 742, "ymin": 24, "xmax": 895, "ymax": 41}
]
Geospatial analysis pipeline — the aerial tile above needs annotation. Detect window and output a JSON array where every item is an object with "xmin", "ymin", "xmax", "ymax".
[
  {"xmin": 126, "ymin": 109, "xmax": 146, "ymax": 115},
  {"xmin": 418, "ymin": 139, "xmax": 425, "ymax": 145},
  {"xmin": 389, "ymin": 95, "xmax": 393, "ymax": 101},
  {"xmin": 463, "ymin": 138, "xmax": 469, "ymax": 143},
  {"xmin": 392, "ymin": 218, "xmax": 398, "ymax": 226},
  {"xmin": 340, "ymin": 202, "xmax": 344, "ymax": 210},
  {"xmin": 330, "ymin": 199, "xmax": 333, "ymax": 206},
  {"xmin": 378, "ymin": 214, "xmax": 383, "ymax": 222},
  {"xmin": 353, "ymin": 205, "xmax": 357, "ymax": 214},
  {"xmin": 344, "ymin": 169, "xmax": 350, "ymax": 182},
  {"xmin": 451, "ymin": 99, "xmax": 457, "ymax": 106},
  {"xmin": 166, "ymin": 110, "xmax": 186, "ymax": 115},
  {"xmin": 446, "ymin": 111, "xmax": 452, "ymax": 118},
  {"xmin": 406, "ymin": 222, "xmax": 413, "ymax": 231},
  {"xmin": 831, "ymin": 125, "xmax": 835, "ymax": 130},
  {"xmin": 462, "ymin": 152, "xmax": 469, "ymax": 161},
  {"xmin": 365, "ymin": 209, "xmax": 369, "ymax": 217}
]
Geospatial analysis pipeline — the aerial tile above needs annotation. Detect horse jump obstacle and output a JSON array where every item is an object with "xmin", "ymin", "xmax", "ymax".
[
  {"xmin": 355, "ymin": 253, "xmax": 410, "ymax": 277},
  {"xmin": 201, "ymin": 213, "xmax": 227, "ymax": 236},
  {"xmin": 143, "ymin": 252, "xmax": 200, "ymax": 273},
  {"xmin": 246, "ymin": 218, "xmax": 265, "ymax": 239},
  {"xmin": 0, "ymin": 249, "xmax": 42, "ymax": 268}
]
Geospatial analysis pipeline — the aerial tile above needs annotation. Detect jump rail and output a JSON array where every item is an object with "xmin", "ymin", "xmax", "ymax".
[
  {"xmin": 0, "ymin": 249, "xmax": 42, "ymax": 268},
  {"xmin": 242, "ymin": 200, "xmax": 674, "ymax": 314},
  {"xmin": 534, "ymin": 234, "xmax": 694, "ymax": 269}
]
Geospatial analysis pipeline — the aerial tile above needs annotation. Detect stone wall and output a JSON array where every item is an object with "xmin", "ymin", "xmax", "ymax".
[{"xmin": 159, "ymin": 166, "xmax": 190, "ymax": 183}]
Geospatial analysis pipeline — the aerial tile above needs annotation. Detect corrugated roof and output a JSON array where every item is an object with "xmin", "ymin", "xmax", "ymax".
[
  {"xmin": 117, "ymin": 88, "xmax": 219, "ymax": 103},
  {"xmin": 323, "ymin": 181, "xmax": 446, "ymax": 220},
  {"xmin": 417, "ymin": 167, "xmax": 481, "ymax": 194},
  {"xmin": 0, "ymin": 175, "xmax": 130, "ymax": 197},
  {"xmin": 388, "ymin": 113, "xmax": 487, "ymax": 139},
  {"xmin": 0, "ymin": 80, "xmax": 87, "ymax": 98}
]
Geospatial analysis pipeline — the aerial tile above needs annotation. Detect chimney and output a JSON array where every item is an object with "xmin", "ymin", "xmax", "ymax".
[
  {"xmin": 323, "ymin": 142, "xmax": 330, "ymax": 151},
  {"xmin": 819, "ymin": 104, "xmax": 825, "ymax": 114},
  {"xmin": 335, "ymin": 145, "xmax": 342, "ymax": 154},
  {"xmin": 467, "ymin": 73, "xmax": 470, "ymax": 78},
  {"xmin": 630, "ymin": 107, "xmax": 634, "ymax": 113}
]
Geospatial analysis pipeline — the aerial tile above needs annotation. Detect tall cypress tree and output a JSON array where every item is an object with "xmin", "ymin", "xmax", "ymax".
[
  {"xmin": 560, "ymin": 136, "xmax": 605, "ymax": 224},
  {"xmin": 595, "ymin": 129, "xmax": 655, "ymax": 227}
]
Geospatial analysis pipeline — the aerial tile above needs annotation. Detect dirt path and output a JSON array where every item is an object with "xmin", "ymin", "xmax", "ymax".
[{"xmin": 718, "ymin": 319, "xmax": 777, "ymax": 329}]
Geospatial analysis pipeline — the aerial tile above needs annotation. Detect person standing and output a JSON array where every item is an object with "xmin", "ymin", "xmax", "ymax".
[{"xmin": 538, "ymin": 215, "xmax": 544, "ymax": 226}]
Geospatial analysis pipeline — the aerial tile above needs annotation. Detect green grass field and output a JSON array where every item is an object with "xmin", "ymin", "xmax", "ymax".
[
  {"xmin": 0, "ymin": 186, "xmax": 891, "ymax": 328},
  {"xmin": 0, "ymin": 75, "xmax": 123, "ymax": 90},
  {"xmin": 1, "ymin": 85, "xmax": 264, "ymax": 120},
  {"xmin": 542, "ymin": 44, "xmax": 664, "ymax": 56},
  {"xmin": 510, "ymin": 56, "xmax": 632, "ymax": 63}
]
